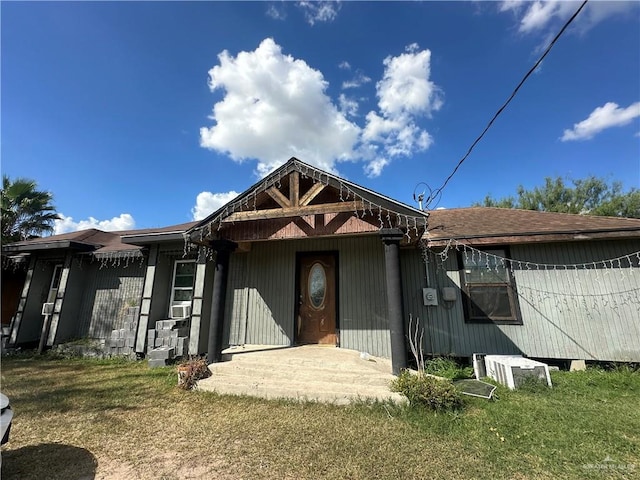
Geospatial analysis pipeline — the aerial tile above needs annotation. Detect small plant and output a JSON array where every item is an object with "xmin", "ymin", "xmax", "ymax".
[
  {"xmin": 515, "ymin": 375, "xmax": 551, "ymax": 393},
  {"xmin": 400, "ymin": 315, "xmax": 465, "ymax": 410},
  {"xmin": 390, "ymin": 370, "xmax": 464, "ymax": 411},
  {"xmin": 424, "ymin": 357, "xmax": 474, "ymax": 380},
  {"xmin": 177, "ymin": 356, "xmax": 211, "ymax": 390}
]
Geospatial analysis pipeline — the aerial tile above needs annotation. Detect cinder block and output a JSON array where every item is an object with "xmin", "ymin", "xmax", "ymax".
[
  {"xmin": 570, "ymin": 360, "xmax": 586, "ymax": 371},
  {"xmin": 148, "ymin": 358, "xmax": 167, "ymax": 368},
  {"xmin": 125, "ymin": 337, "xmax": 134, "ymax": 347},
  {"xmin": 174, "ymin": 327, "xmax": 189, "ymax": 337},
  {"xmin": 116, "ymin": 338, "xmax": 125, "ymax": 348},
  {"xmin": 175, "ymin": 337, "xmax": 188, "ymax": 357},
  {"xmin": 119, "ymin": 329, "xmax": 126, "ymax": 338},
  {"xmin": 156, "ymin": 329, "xmax": 173, "ymax": 338},
  {"xmin": 157, "ymin": 320, "xmax": 176, "ymax": 330},
  {"xmin": 148, "ymin": 346, "xmax": 175, "ymax": 360},
  {"xmin": 148, "ymin": 329, "xmax": 156, "ymax": 339},
  {"xmin": 111, "ymin": 330, "xmax": 119, "ymax": 340}
]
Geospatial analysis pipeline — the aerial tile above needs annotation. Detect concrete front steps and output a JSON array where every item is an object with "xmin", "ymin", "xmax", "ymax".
[{"xmin": 196, "ymin": 345, "xmax": 406, "ymax": 405}]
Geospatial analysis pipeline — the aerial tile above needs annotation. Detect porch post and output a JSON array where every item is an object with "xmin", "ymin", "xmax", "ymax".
[
  {"xmin": 380, "ymin": 229, "xmax": 407, "ymax": 375},
  {"xmin": 207, "ymin": 239, "xmax": 237, "ymax": 364}
]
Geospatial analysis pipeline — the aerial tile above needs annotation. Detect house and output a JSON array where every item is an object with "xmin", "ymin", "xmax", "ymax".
[{"xmin": 3, "ymin": 158, "xmax": 639, "ymax": 370}]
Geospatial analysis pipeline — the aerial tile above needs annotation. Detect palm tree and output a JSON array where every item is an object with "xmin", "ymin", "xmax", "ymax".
[{"xmin": 1, "ymin": 175, "xmax": 60, "ymax": 244}]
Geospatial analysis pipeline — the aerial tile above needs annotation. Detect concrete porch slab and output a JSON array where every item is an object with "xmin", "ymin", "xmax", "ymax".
[{"xmin": 197, "ymin": 345, "xmax": 406, "ymax": 405}]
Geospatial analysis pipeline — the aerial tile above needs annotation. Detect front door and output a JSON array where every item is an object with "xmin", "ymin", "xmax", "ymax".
[{"xmin": 297, "ymin": 253, "xmax": 337, "ymax": 345}]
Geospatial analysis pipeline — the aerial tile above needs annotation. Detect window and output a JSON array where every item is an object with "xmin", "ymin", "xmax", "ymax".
[
  {"xmin": 308, "ymin": 262, "xmax": 326, "ymax": 309},
  {"xmin": 47, "ymin": 264, "xmax": 63, "ymax": 303},
  {"xmin": 459, "ymin": 248, "xmax": 522, "ymax": 324},
  {"xmin": 170, "ymin": 260, "xmax": 196, "ymax": 309}
]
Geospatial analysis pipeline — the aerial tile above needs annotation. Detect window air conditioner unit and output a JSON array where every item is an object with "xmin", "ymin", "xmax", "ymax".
[
  {"xmin": 171, "ymin": 305, "xmax": 191, "ymax": 319},
  {"xmin": 41, "ymin": 303, "xmax": 55, "ymax": 316},
  {"xmin": 484, "ymin": 355, "xmax": 552, "ymax": 389}
]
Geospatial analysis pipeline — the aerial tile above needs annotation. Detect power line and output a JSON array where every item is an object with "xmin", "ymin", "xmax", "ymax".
[{"xmin": 423, "ymin": 0, "xmax": 589, "ymax": 209}]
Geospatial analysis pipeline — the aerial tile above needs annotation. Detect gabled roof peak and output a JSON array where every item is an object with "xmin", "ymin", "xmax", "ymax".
[{"xmin": 189, "ymin": 157, "xmax": 427, "ymax": 241}]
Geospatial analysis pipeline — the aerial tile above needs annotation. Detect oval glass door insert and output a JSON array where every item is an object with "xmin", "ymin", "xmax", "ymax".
[{"xmin": 308, "ymin": 263, "xmax": 326, "ymax": 309}]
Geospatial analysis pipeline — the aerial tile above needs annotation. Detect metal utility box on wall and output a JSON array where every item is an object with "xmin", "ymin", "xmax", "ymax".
[
  {"xmin": 441, "ymin": 287, "xmax": 457, "ymax": 302},
  {"xmin": 422, "ymin": 288, "xmax": 438, "ymax": 306},
  {"xmin": 484, "ymin": 355, "xmax": 552, "ymax": 389}
]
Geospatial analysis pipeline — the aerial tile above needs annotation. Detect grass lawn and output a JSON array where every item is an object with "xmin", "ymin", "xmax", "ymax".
[{"xmin": 1, "ymin": 354, "xmax": 638, "ymax": 479}]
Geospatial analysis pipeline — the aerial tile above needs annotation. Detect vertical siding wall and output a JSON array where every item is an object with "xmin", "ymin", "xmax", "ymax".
[
  {"xmin": 224, "ymin": 235, "xmax": 391, "ymax": 358},
  {"xmin": 13, "ymin": 257, "xmax": 61, "ymax": 344},
  {"xmin": 77, "ymin": 260, "xmax": 145, "ymax": 340},
  {"xmin": 402, "ymin": 248, "xmax": 523, "ymax": 358},
  {"xmin": 401, "ymin": 239, "xmax": 640, "ymax": 362}
]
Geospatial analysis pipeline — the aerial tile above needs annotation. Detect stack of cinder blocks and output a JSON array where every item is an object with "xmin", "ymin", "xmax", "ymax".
[
  {"xmin": 147, "ymin": 319, "xmax": 189, "ymax": 367},
  {"xmin": 107, "ymin": 318, "xmax": 137, "ymax": 358}
]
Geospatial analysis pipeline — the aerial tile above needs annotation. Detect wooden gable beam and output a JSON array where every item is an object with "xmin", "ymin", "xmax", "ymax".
[
  {"xmin": 289, "ymin": 171, "xmax": 300, "ymax": 207},
  {"xmin": 266, "ymin": 187, "xmax": 291, "ymax": 208},
  {"xmin": 299, "ymin": 183, "xmax": 325, "ymax": 206},
  {"xmin": 223, "ymin": 201, "xmax": 365, "ymax": 222}
]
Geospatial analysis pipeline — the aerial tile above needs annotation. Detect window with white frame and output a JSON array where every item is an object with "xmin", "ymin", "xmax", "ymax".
[
  {"xmin": 458, "ymin": 248, "xmax": 522, "ymax": 324},
  {"xmin": 170, "ymin": 260, "xmax": 196, "ymax": 310}
]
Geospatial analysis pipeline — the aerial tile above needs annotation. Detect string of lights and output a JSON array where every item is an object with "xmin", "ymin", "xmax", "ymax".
[
  {"xmin": 428, "ymin": 236, "xmax": 640, "ymax": 272},
  {"xmin": 189, "ymin": 158, "xmax": 429, "ymax": 245}
]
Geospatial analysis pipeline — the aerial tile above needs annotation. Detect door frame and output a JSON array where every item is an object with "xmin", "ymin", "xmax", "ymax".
[{"xmin": 294, "ymin": 250, "xmax": 339, "ymax": 346}]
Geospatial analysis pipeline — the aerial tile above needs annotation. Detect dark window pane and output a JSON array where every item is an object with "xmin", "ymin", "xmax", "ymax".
[
  {"xmin": 174, "ymin": 275, "xmax": 194, "ymax": 288},
  {"xmin": 173, "ymin": 290, "xmax": 193, "ymax": 302},
  {"xmin": 462, "ymin": 249, "xmax": 508, "ymax": 284},
  {"xmin": 468, "ymin": 285, "xmax": 512, "ymax": 318},
  {"xmin": 176, "ymin": 262, "xmax": 195, "ymax": 275},
  {"xmin": 51, "ymin": 266, "xmax": 63, "ymax": 289},
  {"xmin": 309, "ymin": 263, "xmax": 326, "ymax": 309}
]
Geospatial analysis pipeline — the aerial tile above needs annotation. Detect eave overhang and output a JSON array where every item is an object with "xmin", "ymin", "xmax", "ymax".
[
  {"xmin": 2, "ymin": 240, "xmax": 98, "ymax": 254},
  {"xmin": 120, "ymin": 231, "xmax": 189, "ymax": 245},
  {"xmin": 426, "ymin": 227, "xmax": 640, "ymax": 248}
]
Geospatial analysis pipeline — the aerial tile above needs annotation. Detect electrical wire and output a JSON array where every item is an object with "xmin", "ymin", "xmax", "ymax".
[{"xmin": 422, "ymin": 0, "xmax": 589, "ymax": 209}]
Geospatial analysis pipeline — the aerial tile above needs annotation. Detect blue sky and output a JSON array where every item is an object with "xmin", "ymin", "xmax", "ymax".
[{"xmin": 2, "ymin": 1, "xmax": 639, "ymax": 233}]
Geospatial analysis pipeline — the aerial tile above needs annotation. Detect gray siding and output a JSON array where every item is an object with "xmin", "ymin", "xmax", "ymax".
[
  {"xmin": 13, "ymin": 256, "xmax": 63, "ymax": 344},
  {"xmin": 225, "ymin": 253, "xmax": 249, "ymax": 346},
  {"xmin": 401, "ymin": 239, "xmax": 640, "ymax": 362},
  {"xmin": 77, "ymin": 261, "xmax": 145, "ymax": 340},
  {"xmin": 224, "ymin": 235, "xmax": 391, "ymax": 358},
  {"xmin": 51, "ymin": 253, "xmax": 87, "ymax": 344}
]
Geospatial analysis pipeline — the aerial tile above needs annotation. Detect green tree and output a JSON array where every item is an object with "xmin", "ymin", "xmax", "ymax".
[
  {"xmin": 477, "ymin": 176, "xmax": 640, "ymax": 219},
  {"xmin": 1, "ymin": 175, "xmax": 60, "ymax": 244}
]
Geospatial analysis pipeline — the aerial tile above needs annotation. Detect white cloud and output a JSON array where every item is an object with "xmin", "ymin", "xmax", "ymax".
[
  {"xmin": 200, "ymin": 38, "xmax": 360, "ymax": 176},
  {"xmin": 561, "ymin": 102, "xmax": 640, "ymax": 141},
  {"xmin": 200, "ymin": 39, "xmax": 441, "ymax": 178},
  {"xmin": 191, "ymin": 191, "xmax": 239, "ymax": 221},
  {"xmin": 54, "ymin": 213, "xmax": 135, "ymax": 234},
  {"xmin": 363, "ymin": 157, "xmax": 390, "ymax": 178},
  {"xmin": 266, "ymin": 4, "xmax": 287, "ymax": 21},
  {"xmin": 500, "ymin": 1, "xmax": 639, "ymax": 34},
  {"xmin": 338, "ymin": 94, "xmax": 359, "ymax": 117},
  {"xmin": 338, "ymin": 61, "xmax": 351, "ymax": 70},
  {"xmin": 341, "ymin": 71, "xmax": 372, "ymax": 90},
  {"xmin": 296, "ymin": 1, "xmax": 341, "ymax": 25},
  {"xmin": 360, "ymin": 43, "xmax": 441, "ymax": 177},
  {"xmin": 376, "ymin": 45, "xmax": 443, "ymax": 118}
]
